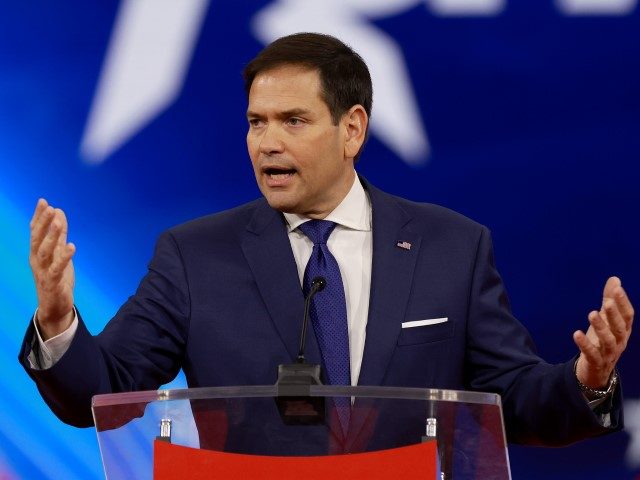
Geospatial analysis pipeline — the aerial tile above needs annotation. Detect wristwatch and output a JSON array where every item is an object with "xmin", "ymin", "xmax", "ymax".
[{"xmin": 574, "ymin": 359, "xmax": 619, "ymax": 400}]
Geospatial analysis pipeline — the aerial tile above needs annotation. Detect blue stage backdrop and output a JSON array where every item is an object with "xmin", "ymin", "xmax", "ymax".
[{"xmin": 1, "ymin": 1, "xmax": 638, "ymax": 479}]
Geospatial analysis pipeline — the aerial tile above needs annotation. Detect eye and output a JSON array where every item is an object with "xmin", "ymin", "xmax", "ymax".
[{"xmin": 287, "ymin": 117, "xmax": 304, "ymax": 126}]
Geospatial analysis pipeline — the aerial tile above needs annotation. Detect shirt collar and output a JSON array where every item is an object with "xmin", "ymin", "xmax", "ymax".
[{"xmin": 283, "ymin": 175, "xmax": 372, "ymax": 232}]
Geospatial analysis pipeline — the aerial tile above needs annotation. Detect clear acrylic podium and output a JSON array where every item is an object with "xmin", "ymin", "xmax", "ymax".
[{"xmin": 92, "ymin": 385, "xmax": 511, "ymax": 479}]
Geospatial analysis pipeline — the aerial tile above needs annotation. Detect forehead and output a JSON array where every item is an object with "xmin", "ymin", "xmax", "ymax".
[{"xmin": 247, "ymin": 65, "xmax": 327, "ymax": 113}]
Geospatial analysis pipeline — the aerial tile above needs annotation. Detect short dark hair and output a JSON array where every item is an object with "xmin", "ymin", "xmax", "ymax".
[{"xmin": 243, "ymin": 33, "xmax": 372, "ymax": 157}]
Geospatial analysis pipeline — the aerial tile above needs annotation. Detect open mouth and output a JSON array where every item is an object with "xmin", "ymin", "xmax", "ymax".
[{"xmin": 264, "ymin": 166, "xmax": 296, "ymax": 180}]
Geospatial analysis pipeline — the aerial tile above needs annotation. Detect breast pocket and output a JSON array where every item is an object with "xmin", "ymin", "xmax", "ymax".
[{"xmin": 397, "ymin": 317, "xmax": 455, "ymax": 346}]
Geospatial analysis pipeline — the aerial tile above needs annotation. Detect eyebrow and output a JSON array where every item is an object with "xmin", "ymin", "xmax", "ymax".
[{"xmin": 246, "ymin": 108, "xmax": 312, "ymax": 119}]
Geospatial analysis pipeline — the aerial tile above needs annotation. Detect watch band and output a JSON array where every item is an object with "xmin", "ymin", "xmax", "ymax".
[{"xmin": 574, "ymin": 358, "xmax": 619, "ymax": 400}]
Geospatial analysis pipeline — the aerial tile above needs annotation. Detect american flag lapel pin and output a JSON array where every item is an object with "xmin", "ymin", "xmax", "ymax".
[{"xmin": 396, "ymin": 240, "xmax": 412, "ymax": 250}]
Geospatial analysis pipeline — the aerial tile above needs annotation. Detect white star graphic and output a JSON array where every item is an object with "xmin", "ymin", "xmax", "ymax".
[
  {"xmin": 79, "ymin": 0, "xmax": 635, "ymax": 164},
  {"xmin": 80, "ymin": 0, "xmax": 210, "ymax": 163}
]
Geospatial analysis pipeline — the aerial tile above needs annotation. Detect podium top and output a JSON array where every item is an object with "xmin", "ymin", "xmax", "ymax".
[
  {"xmin": 92, "ymin": 385, "xmax": 511, "ymax": 479},
  {"xmin": 92, "ymin": 384, "xmax": 502, "ymax": 407}
]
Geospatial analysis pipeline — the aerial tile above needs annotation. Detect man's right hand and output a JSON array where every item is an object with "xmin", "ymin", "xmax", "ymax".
[{"xmin": 29, "ymin": 199, "xmax": 76, "ymax": 340}]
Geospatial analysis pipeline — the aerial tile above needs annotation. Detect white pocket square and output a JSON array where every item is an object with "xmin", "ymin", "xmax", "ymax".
[{"xmin": 402, "ymin": 317, "xmax": 448, "ymax": 328}]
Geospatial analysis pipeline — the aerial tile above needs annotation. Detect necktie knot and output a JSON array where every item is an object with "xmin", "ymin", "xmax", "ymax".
[{"xmin": 298, "ymin": 219, "xmax": 337, "ymax": 245}]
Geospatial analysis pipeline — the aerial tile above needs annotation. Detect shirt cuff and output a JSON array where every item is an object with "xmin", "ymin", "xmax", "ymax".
[
  {"xmin": 28, "ymin": 308, "xmax": 79, "ymax": 370},
  {"xmin": 582, "ymin": 392, "xmax": 613, "ymax": 427}
]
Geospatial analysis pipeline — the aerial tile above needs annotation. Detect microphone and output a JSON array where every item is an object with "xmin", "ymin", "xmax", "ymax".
[
  {"xmin": 297, "ymin": 276, "xmax": 326, "ymax": 363},
  {"xmin": 275, "ymin": 276, "xmax": 326, "ymax": 425}
]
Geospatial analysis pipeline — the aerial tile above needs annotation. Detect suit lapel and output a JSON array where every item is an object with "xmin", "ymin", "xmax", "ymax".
[
  {"xmin": 240, "ymin": 201, "xmax": 321, "ymax": 365},
  {"xmin": 357, "ymin": 182, "xmax": 422, "ymax": 387}
]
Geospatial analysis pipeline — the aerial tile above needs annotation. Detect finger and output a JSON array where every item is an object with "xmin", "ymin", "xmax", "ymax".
[
  {"xmin": 53, "ymin": 208, "xmax": 69, "ymax": 247},
  {"xmin": 603, "ymin": 297, "xmax": 627, "ymax": 343},
  {"xmin": 599, "ymin": 277, "xmax": 620, "ymax": 324},
  {"xmin": 602, "ymin": 276, "xmax": 621, "ymax": 302},
  {"xmin": 30, "ymin": 198, "xmax": 48, "ymax": 229},
  {"xmin": 573, "ymin": 330, "xmax": 602, "ymax": 366},
  {"xmin": 30, "ymin": 205, "xmax": 56, "ymax": 258},
  {"xmin": 49, "ymin": 243, "xmax": 76, "ymax": 283},
  {"xmin": 588, "ymin": 310, "xmax": 617, "ymax": 360},
  {"xmin": 612, "ymin": 285, "xmax": 634, "ymax": 332},
  {"xmin": 33, "ymin": 213, "xmax": 64, "ymax": 269}
]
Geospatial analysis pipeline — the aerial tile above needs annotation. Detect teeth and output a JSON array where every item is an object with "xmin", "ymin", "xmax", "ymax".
[{"xmin": 269, "ymin": 172, "xmax": 293, "ymax": 179}]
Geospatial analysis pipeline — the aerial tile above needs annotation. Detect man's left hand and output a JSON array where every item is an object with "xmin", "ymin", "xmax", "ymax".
[{"xmin": 574, "ymin": 276, "xmax": 634, "ymax": 389}]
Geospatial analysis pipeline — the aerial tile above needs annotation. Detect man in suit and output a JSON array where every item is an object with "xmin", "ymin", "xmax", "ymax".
[{"xmin": 22, "ymin": 33, "xmax": 634, "ymax": 448}]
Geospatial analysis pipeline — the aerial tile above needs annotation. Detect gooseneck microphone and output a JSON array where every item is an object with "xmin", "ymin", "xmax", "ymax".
[
  {"xmin": 297, "ymin": 276, "xmax": 326, "ymax": 363},
  {"xmin": 275, "ymin": 276, "xmax": 327, "ymax": 425}
]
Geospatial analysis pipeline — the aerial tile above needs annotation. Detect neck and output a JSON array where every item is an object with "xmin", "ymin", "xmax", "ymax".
[{"xmin": 305, "ymin": 170, "xmax": 356, "ymax": 220}]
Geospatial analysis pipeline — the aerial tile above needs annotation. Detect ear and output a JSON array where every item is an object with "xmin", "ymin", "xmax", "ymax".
[{"xmin": 342, "ymin": 105, "xmax": 368, "ymax": 160}]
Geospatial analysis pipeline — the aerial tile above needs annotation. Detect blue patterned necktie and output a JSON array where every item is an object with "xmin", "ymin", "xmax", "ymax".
[{"xmin": 298, "ymin": 219, "xmax": 351, "ymax": 434}]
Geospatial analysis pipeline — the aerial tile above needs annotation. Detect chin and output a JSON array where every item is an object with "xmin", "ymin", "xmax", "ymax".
[{"xmin": 263, "ymin": 194, "xmax": 298, "ymax": 214}]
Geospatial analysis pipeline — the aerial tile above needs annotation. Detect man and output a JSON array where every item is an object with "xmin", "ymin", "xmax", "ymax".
[{"xmin": 21, "ymin": 33, "xmax": 633, "ymax": 448}]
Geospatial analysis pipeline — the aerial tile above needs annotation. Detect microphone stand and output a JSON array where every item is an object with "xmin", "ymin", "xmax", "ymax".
[{"xmin": 275, "ymin": 277, "xmax": 326, "ymax": 425}]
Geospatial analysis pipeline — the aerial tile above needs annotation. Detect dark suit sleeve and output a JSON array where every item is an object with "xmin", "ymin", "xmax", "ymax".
[
  {"xmin": 464, "ymin": 227, "xmax": 623, "ymax": 445},
  {"xmin": 18, "ymin": 230, "xmax": 191, "ymax": 427}
]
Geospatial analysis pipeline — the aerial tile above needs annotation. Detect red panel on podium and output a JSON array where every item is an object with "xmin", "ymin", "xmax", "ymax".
[{"xmin": 153, "ymin": 440, "xmax": 437, "ymax": 479}]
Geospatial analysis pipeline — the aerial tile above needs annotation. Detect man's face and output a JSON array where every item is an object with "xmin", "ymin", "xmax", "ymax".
[{"xmin": 246, "ymin": 65, "xmax": 356, "ymax": 219}]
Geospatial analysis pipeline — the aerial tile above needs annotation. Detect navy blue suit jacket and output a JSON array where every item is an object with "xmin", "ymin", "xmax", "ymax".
[{"xmin": 20, "ymin": 179, "xmax": 622, "ymax": 446}]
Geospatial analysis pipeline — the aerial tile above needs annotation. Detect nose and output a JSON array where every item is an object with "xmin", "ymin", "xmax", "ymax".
[{"xmin": 258, "ymin": 124, "xmax": 285, "ymax": 156}]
